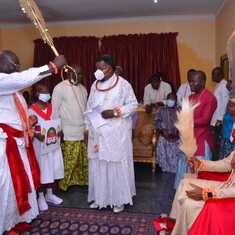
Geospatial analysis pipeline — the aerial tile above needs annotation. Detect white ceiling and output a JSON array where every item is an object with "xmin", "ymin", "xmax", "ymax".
[{"xmin": 0, "ymin": 0, "xmax": 224, "ymax": 24}]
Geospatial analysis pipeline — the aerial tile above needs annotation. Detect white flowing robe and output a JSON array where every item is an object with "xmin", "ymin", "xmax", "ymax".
[
  {"xmin": 0, "ymin": 66, "xmax": 50, "ymax": 234},
  {"xmin": 86, "ymin": 74, "xmax": 138, "ymax": 208},
  {"xmin": 210, "ymin": 79, "xmax": 229, "ymax": 126}
]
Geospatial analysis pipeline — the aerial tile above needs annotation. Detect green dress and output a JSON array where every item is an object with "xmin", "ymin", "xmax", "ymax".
[{"xmin": 59, "ymin": 140, "xmax": 88, "ymax": 191}]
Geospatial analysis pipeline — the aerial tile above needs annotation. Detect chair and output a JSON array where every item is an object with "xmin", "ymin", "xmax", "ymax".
[{"xmin": 132, "ymin": 106, "xmax": 157, "ymax": 172}]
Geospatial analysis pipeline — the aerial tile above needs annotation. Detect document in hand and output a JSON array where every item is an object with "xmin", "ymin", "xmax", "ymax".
[{"xmin": 85, "ymin": 105, "xmax": 107, "ymax": 129}]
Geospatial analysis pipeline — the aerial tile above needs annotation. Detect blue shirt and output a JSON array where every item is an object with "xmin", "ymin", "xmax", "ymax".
[{"xmin": 222, "ymin": 113, "xmax": 234, "ymax": 139}]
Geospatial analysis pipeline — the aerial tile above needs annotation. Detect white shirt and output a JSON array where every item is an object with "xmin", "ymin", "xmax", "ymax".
[
  {"xmin": 176, "ymin": 82, "xmax": 192, "ymax": 107},
  {"xmin": 211, "ymin": 79, "xmax": 230, "ymax": 126},
  {"xmin": 52, "ymin": 80, "xmax": 88, "ymax": 141},
  {"xmin": 143, "ymin": 81, "xmax": 172, "ymax": 105}
]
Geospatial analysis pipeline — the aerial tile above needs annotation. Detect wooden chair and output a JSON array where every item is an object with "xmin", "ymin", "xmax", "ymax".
[{"xmin": 132, "ymin": 106, "xmax": 157, "ymax": 172}]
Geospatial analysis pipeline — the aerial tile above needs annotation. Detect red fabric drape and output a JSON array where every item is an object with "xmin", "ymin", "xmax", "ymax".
[
  {"xmin": 188, "ymin": 198, "xmax": 235, "ymax": 235},
  {"xmin": 101, "ymin": 33, "xmax": 180, "ymax": 100},
  {"xmin": 33, "ymin": 33, "xmax": 180, "ymax": 100},
  {"xmin": 33, "ymin": 36, "xmax": 100, "ymax": 93},
  {"xmin": 198, "ymin": 171, "xmax": 231, "ymax": 182},
  {"xmin": 0, "ymin": 124, "xmax": 41, "ymax": 215}
]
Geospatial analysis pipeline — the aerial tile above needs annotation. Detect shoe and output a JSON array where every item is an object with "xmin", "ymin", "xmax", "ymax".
[
  {"xmin": 38, "ymin": 196, "xmax": 48, "ymax": 211},
  {"xmin": 89, "ymin": 202, "xmax": 99, "ymax": 209},
  {"xmin": 45, "ymin": 193, "xmax": 63, "ymax": 205},
  {"xmin": 113, "ymin": 205, "xmax": 124, "ymax": 213}
]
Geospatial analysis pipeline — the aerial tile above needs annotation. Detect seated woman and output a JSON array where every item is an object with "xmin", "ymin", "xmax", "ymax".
[
  {"xmin": 170, "ymin": 152, "xmax": 235, "ymax": 235},
  {"xmin": 219, "ymin": 99, "xmax": 235, "ymax": 159},
  {"xmin": 155, "ymin": 92, "xmax": 183, "ymax": 173}
]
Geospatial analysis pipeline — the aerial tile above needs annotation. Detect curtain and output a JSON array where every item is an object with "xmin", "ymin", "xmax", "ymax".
[
  {"xmin": 33, "ymin": 33, "xmax": 180, "ymax": 100},
  {"xmin": 33, "ymin": 36, "xmax": 99, "ymax": 93},
  {"xmin": 101, "ymin": 33, "xmax": 180, "ymax": 100}
]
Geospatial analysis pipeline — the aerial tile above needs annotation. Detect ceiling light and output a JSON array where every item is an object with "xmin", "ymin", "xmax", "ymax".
[{"xmin": 154, "ymin": 0, "xmax": 158, "ymax": 3}]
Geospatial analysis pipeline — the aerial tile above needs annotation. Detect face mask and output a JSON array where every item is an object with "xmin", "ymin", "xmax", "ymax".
[
  {"xmin": 166, "ymin": 99, "xmax": 175, "ymax": 108},
  {"xmin": 38, "ymin": 93, "xmax": 51, "ymax": 103},
  {"xmin": 94, "ymin": 69, "xmax": 105, "ymax": 81}
]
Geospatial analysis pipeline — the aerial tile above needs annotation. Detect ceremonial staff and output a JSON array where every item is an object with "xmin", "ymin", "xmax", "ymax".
[{"xmin": 19, "ymin": 0, "xmax": 78, "ymax": 84}]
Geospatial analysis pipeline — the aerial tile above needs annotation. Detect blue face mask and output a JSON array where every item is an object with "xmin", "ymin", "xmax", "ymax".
[{"xmin": 166, "ymin": 99, "xmax": 176, "ymax": 108}]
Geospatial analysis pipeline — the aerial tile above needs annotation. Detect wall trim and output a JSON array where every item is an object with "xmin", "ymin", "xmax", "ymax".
[{"xmin": 0, "ymin": 14, "xmax": 215, "ymax": 29}]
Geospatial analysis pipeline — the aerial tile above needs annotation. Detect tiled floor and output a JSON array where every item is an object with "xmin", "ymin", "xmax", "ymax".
[{"xmin": 57, "ymin": 163, "xmax": 176, "ymax": 215}]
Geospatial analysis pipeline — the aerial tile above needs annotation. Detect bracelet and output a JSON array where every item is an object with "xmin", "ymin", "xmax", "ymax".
[
  {"xmin": 202, "ymin": 187, "xmax": 216, "ymax": 201},
  {"xmin": 198, "ymin": 160, "xmax": 206, "ymax": 171},
  {"xmin": 49, "ymin": 61, "xmax": 58, "ymax": 74}
]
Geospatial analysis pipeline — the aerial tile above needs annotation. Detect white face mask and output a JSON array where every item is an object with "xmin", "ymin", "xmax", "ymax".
[
  {"xmin": 166, "ymin": 99, "xmax": 176, "ymax": 108},
  {"xmin": 94, "ymin": 69, "xmax": 105, "ymax": 81},
  {"xmin": 38, "ymin": 93, "xmax": 51, "ymax": 103}
]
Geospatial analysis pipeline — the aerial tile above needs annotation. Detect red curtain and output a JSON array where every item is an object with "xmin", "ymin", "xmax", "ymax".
[
  {"xmin": 101, "ymin": 33, "xmax": 180, "ymax": 100},
  {"xmin": 33, "ymin": 36, "xmax": 100, "ymax": 93},
  {"xmin": 33, "ymin": 33, "xmax": 180, "ymax": 100}
]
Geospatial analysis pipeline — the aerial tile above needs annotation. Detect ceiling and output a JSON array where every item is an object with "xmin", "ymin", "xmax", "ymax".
[{"xmin": 0, "ymin": 0, "xmax": 224, "ymax": 24}]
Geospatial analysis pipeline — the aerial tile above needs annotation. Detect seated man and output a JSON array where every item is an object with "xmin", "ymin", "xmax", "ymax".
[
  {"xmin": 170, "ymin": 152, "xmax": 235, "ymax": 235},
  {"xmin": 143, "ymin": 72, "xmax": 172, "ymax": 113}
]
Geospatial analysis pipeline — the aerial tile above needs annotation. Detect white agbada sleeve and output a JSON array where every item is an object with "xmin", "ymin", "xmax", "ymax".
[
  {"xmin": 0, "ymin": 65, "xmax": 50, "ymax": 95},
  {"xmin": 51, "ymin": 85, "xmax": 63, "ymax": 119},
  {"xmin": 143, "ymin": 85, "xmax": 151, "ymax": 105},
  {"xmin": 119, "ymin": 81, "xmax": 138, "ymax": 118}
]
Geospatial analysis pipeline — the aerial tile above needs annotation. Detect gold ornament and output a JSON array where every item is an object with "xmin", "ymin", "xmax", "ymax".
[{"xmin": 19, "ymin": 0, "xmax": 78, "ymax": 84}]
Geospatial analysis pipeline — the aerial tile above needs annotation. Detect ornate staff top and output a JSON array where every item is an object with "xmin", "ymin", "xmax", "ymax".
[{"xmin": 19, "ymin": 0, "xmax": 78, "ymax": 83}]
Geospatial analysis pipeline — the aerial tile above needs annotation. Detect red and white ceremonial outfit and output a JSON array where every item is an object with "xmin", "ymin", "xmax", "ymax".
[
  {"xmin": 0, "ymin": 66, "xmax": 50, "ymax": 234},
  {"xmin": 29, "ymin": 103, "xmax": 64, "ymax": 184}
]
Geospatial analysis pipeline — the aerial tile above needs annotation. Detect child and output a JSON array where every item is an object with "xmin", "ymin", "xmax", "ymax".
[
  {"xmin": 29, "ymin": 84, "xmax": 64, "ymax": 211},
  {"xmin": 156, "ymin": 93, "xmax": 182, "ymax": 173}
]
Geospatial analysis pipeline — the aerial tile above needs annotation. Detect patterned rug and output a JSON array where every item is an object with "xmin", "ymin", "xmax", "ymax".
[{"xmin": 22, "ymin": 207, "xmax": 157, "ymax": 235}]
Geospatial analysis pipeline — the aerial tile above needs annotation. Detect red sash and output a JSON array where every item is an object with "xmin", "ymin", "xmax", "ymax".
[
  {"xmin": 0, "ymin": 123, "xmax": 40, "ymax": 215},
  {"xmin": 30, "ymin": 103, "xmax": 52, "ymax": 121}
]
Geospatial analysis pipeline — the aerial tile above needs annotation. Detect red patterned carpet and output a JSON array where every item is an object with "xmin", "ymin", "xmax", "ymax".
[{"xmin": 21, "ymin": 207, "xmax": 157, "ymax": 235}]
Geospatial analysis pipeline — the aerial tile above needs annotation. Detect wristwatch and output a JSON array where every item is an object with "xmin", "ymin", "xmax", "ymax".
[
  {"xmin": 113, "ymin": 110, "xmax": 118, "ymax": 117},
  {"xmin": 207, "ymin": 192, "xmax": 213, "ymax": 199}
]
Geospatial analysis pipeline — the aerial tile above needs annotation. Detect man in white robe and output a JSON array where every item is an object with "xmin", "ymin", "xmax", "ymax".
[
  {"xmin": 170, "ymin": 152, "xmax": 235, "ymax": 235},
  {"xmin": 0, "ymin": 50, "xmax": 66, "ymax": 234},
  {"xmin": 210, "ymin": 67, "xmax": 230, "ymax": 127},
  {"xmin": 143, "ymin": 73, "xmax": 172, "ymax": 112},
  {"xmin": 176, "ymin": 69, "xmax": 195, "ymax": 107},
  {"xmin": 85, "ymin": 55, "xmax": 138, "ymax": 213}
]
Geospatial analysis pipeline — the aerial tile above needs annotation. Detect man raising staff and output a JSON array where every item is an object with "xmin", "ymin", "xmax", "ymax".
[
  {"xmin": 86, "ymin": 55, "xmax": 138, "ymax": 213},
  {"xmin": 0, "ymin": 50, "xmax": 66, "ymax": 234}
]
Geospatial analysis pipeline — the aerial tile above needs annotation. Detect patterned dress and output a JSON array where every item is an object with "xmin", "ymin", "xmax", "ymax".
[
  {"xmin": 219, "ymin": 112, "xmax": 235, "ymax": 159},
  {"xmin": 156, "ymin": 106, "xmax": 182, "ymax": 173},
  {"xmin": 59, "ymin": 141, "xmax": 88, "ymax": 191}
]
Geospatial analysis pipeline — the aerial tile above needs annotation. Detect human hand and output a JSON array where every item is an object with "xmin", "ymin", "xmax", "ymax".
[
  {"xmin": 29, "ymin": 115, "xmax": 38, "ymax": 127},
  {"xmin": 101, "ymin": 109, "xmax": 115, "ymax": 119},
  {"xmin": 215, "ymin": 120, "xmax": 222, "ymax": 127},
  {"xmin": 188, "ymin": 158, "xmax": 201, "ymax": 172},
  {"xmin": 231, "ymin": 153, "xmax": 235, "ymax": 169},
  {"xmin": 186, "ymin": 184, "xmax": 203, "ymax": 201},
  {"xmin": 52, "ymin": 55, "xmax": 67, "ymax": 69},
  {"xmin": 35, "ymin": 133, "xmax": 45, "ymax": 142},
  {"xmin": 113, "ymin": 107, "xmax": 122, "ymax": 117},
  {"xmin": 145, "ymin": 105, "xmax": 152, "ymax": 113}
]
